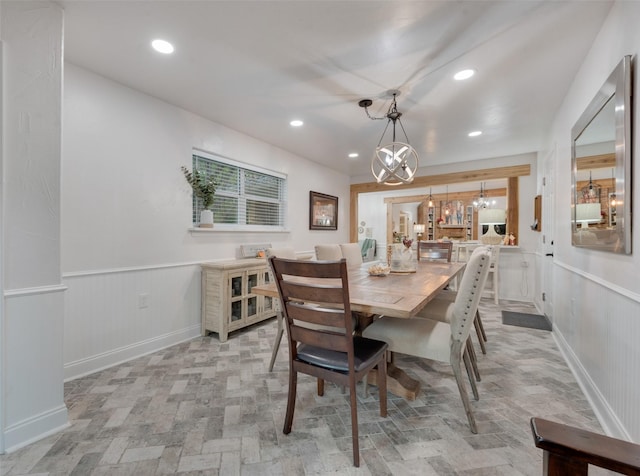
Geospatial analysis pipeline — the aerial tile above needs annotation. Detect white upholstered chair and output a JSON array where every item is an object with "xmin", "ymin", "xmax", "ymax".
[
  {"xmin": 314, "ymin": 244, "xmax": 342, "ymax": 261},
  {"xmin": 315, "ymin": 243, "xmax": 363, "ymax": 267},
  {"xmin": 416, "ymin": 245, "xmax": 490, "ymax": 357},
  {"xmin": 339, "ymin": 243, "xmax": 364, "ymax": 266},
  {"xmin": 363, "ymin": 248, "xmax": 491, "ymax": 433}
]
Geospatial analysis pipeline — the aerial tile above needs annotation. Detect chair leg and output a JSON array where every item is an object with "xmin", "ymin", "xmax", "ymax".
[
  {"xmin": 466, "ymin": 337, "xmax": 481, "ymax": 382},
  {"xmin": 363, "ymin": 373, "xmax": 369, "ymax": 398},
  {"xmin": 452, "ymin": 354, "xmax": 478, "ymax": 434},
  {"xmin": 268, "ymin": 312, "xmax": 284, "ymax": 372},
  {"xmin": 462, "ymin": 348, "xmax": 480, "ymax": 400},
  {"xmin": 473, "ymin": 314, "xmax": 487, "ymax": 355},
  {"xmin": 317, "ymin": 378, "xmax": 324, "ymax": 396},
  {"xmin": 476, "ymin": 310, "xmax": 488, "ymax": 342},
  {"xmin": 283, "ymin": 371, "xmax": 297, "ymax": 434},
  {"xmin": 348, "ymin": 375, "xmax": 360, "ymax": 467},
  {"xmin": 378, "ymin": 358, "xmax": 387, "ymax": 417}
]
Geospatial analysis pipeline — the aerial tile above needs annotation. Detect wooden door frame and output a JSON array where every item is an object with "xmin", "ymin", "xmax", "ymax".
[{"xmin": 349, "ymin": 164, "xmax": 530, "ymax": 242}]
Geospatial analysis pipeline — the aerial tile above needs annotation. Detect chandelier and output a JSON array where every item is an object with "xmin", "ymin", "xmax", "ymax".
[
  {"xmin": 473, "ymin": 182, "xmax": 496, "ymax": 209},
  {"xmin": 359, "ymin": 91, "xmax": 418, "ymax": 186},
  {"xmin": 580, "ymin": 171, "xmax": 601, "ymax": 204}
]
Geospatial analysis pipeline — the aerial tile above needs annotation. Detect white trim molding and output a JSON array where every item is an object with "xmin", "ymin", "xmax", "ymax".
[
  {"xmin": 3, "ymin": 405, "xmax": 70, "ymax": 453},
  {"xmin": 555, "ymin": 259, "xmax": 640, "ymax": 303},
  {"xmin": 4, "ymin": 284, "xmax": 68, "ymax": 298},
  {"xmin": 64, "ymin": 325, "xmax": 201, "ymax": 381}
]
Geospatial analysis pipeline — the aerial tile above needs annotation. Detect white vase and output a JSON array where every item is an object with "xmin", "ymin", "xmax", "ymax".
[{"xmin": 199, "ymin": 209, "xmax": 214, "ymax": 228}]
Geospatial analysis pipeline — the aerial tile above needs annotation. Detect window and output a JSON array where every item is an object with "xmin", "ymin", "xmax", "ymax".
[{"xmin": 191, "ymin": 150, "xmax": 287, "ymax": 231}]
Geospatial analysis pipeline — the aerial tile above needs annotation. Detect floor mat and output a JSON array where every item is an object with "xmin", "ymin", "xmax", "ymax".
[{"xmin": 502, "ymin": 310, "xmax": 552, "ymax": 331}]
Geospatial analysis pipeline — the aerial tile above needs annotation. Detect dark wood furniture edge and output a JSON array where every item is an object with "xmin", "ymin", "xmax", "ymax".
[{"xmin": 530, "ymin": 417, "xmax": 640, "ymax": 475}]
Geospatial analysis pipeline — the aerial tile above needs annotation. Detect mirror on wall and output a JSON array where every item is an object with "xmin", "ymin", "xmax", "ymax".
[{"xmin": 571, "ymin": 55, "xmax": 632, "ymax": 253}]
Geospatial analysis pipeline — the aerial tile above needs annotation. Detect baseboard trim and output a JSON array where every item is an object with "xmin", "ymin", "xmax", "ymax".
[
  {"xmin": 64, "ymin": 325, "xmax": 201, "ymax": 381},
  {"xmin": 3, "ymin": 405, "xmax": 70, "ymax": 453},
  {"xmin": 552, "ymin": 327, "xmax": 630, "ymax": 440}
]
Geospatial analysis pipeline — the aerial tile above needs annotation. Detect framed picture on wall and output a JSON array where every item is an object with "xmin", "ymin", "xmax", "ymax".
[{"xmin": 309, "ymin": 191, "xmax": 338, "ymax": 230}]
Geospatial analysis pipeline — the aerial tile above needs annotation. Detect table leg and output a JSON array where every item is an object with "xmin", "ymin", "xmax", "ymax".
[{"xmin": 367, "ymin": 362, "xmax": 420, "ymax": 400}]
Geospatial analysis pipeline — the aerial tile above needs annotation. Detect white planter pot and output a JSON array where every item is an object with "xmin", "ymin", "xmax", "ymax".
[{"xmin": 200, "ymin": 209, "xmax": 214, "ymax": 228}]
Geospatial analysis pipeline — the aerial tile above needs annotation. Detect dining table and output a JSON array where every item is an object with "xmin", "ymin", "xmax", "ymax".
[{"xmin": 252, "ymin": 258, "xmax": 466, "ymax": 400}]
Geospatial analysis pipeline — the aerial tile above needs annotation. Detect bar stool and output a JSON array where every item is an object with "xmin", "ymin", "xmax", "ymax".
[{"xmin": 483, "ymin": 246, "xmax": 500, "ymax": 304}]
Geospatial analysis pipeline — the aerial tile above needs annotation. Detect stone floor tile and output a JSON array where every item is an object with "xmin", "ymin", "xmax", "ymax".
[{"xmin": 0, "ymin": 300, "xmax": 615, "ymax": 475}]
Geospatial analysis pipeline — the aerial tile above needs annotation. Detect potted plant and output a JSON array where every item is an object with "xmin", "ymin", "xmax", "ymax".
[{"xmin": 181, "ymin": 166, "xmax": 217, "ymax": 228}]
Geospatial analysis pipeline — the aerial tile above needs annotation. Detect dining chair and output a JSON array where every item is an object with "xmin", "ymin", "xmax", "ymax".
[
  {"xmin": 267, "ymin": 247, "xmax": 360, "ymax": 372},
  {"xmin": 417, "ymin": 245, "xmax": 490, "ymax": 358},
  {"xmin": 340, "ymin": 242, "xmax": 364, "ymax": 266},
  {"xmin": 417, "ymin": 240, "xmax": 453, "ymax": 262},
  {"xmin": 362, "ymin": 248, "xmax": 491, "ymax": 433},
  {"xmin": 314, "ymin": 244, "xmax": 342, "ymax": 261},
  {"xmin": 265, "ymin": 247, "xmax": 297, "ymax": 372},
  {"xmin": 315, "ymin": 243, "xmax": 376, "ymax": 331},
  {"xmin": 270, "ymin": 256, "xmax": 388, "ymax": 467},
  {"xmin": 315, "ymin": 243, "xmax": 364, "ymax": 267}
]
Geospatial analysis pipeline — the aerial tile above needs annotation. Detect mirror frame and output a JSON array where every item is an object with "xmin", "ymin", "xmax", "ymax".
[{"xmin": 571, "ymin": 55, "xmax": 632, "ymax": 254}]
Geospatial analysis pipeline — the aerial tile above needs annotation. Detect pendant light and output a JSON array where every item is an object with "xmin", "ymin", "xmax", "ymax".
[
  {"xmin": 580, "ymin": 171, "xmax": 601, "ymax": 203},
  {"xmin": 359, "ymin": 91, "xmax": 418, "ymax": 186},
  {"xmin": 444, "ymin": 186, "xmax": 450, "ymax": 216}
]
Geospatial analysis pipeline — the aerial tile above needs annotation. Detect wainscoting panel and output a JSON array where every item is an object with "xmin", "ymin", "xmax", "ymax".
[
  {"xmin": 63, "ymin": 264, "xmax": 203, "ymax": 380},
  {"xmin": 553, "ymin": 262, "xmax": 640, "ymax": 442},
  {"xmin": 3, "ymin": 288, "xmax": 69, "ymax": 452},
  {"xmin": 496, "ymin": 248, "xmax": 536, "ymax": 302}
]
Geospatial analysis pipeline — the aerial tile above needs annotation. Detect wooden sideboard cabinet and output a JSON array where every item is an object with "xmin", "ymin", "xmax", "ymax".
[{"xmin": 201, "ymin": 258, "xmax": 277, "ymax": 342}]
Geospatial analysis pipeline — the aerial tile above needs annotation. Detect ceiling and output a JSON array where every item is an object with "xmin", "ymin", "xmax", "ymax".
[{"xmin": 58, "ymin": 0, "xmax": 613, "ymax": 179}]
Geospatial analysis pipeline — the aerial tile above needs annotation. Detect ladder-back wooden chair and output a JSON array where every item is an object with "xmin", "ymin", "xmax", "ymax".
[
  {"xmin": 269, "ymin": 257, "xmax": 388, "ymax": 467},
  {"xmin": 417, "ymin": 241, "xmax": 453, "ymax": 262}
]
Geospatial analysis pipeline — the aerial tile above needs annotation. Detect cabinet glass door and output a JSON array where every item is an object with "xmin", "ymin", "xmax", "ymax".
[
  {"xmin": 264, "ymin": 296, "xmax": 274, "ymax": 312},
  {"xmin": 231, "ymin": 275, "xmax": 242, "ymax": 298},
  {"xmin": 247, "ymin": 296, "xmax": 258, "ymax": 319},
  {"xmin": 231, "ymin": 300, "xmax": 243, "ymax": 322},
  {"xmin": 247, "ymin": 272, "xmax": 258, "ymax": 293}
]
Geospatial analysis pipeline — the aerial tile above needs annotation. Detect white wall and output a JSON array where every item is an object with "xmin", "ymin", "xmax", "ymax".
[
  {"xmin": 357, "ymin": 153, "xmax": 539, "ymax": 302},
  {"xmin": 544, "ymin": 0, "xmax": 640, "ymax": 441},
  {"xmin": 0, "ymin": 2, "xmax": 69, "ymax": 452},
  {"xmin": 62, "ymin": 64, "xmax": 351, "ymax": 381}
]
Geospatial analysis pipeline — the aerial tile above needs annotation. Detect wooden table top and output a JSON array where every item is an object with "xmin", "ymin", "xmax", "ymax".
[{"xmin": 252, "ymin": 260, "xmax": 465, "ymax": 318}]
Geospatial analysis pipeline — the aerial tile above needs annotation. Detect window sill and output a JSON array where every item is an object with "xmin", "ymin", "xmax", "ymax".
[{"xmin": 189, "ymin": 225, "xmax": 291, "ymax": 233}]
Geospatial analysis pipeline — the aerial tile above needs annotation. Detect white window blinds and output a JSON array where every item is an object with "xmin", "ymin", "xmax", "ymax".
[{"xmin": 192, "ymin": 151, "xmax": 287, "ymax": 230}]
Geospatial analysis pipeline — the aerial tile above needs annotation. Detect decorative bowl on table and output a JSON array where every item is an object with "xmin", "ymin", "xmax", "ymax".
[{"xmin": 367, "ymin": 263, "xmax": 390, "ymax": 277}]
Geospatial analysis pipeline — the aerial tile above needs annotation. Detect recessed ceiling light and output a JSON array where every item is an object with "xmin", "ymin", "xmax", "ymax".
[
  {"xmin": 151, "ymin": 39, "xmax": 174, "ymax": 54},
  {"xmin": 468, "ymin": 130, "xmax": 482, "ymax": 137},
  {"xmin": 348, "ymin": 153, "xmax": 359, "ymax": 158},
  {"xmin": 290, "ymin": 120, "xmax": 304, "ymax": 127},
  {"xmin": 454, "ymin": 69, "xmax": 475, "ymax": 80}
]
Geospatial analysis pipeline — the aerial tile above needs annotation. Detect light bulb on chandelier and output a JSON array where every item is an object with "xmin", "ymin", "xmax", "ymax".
[{"xmin": 359, "ymin": 91, "xmax": 418, "ymax": 186}]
